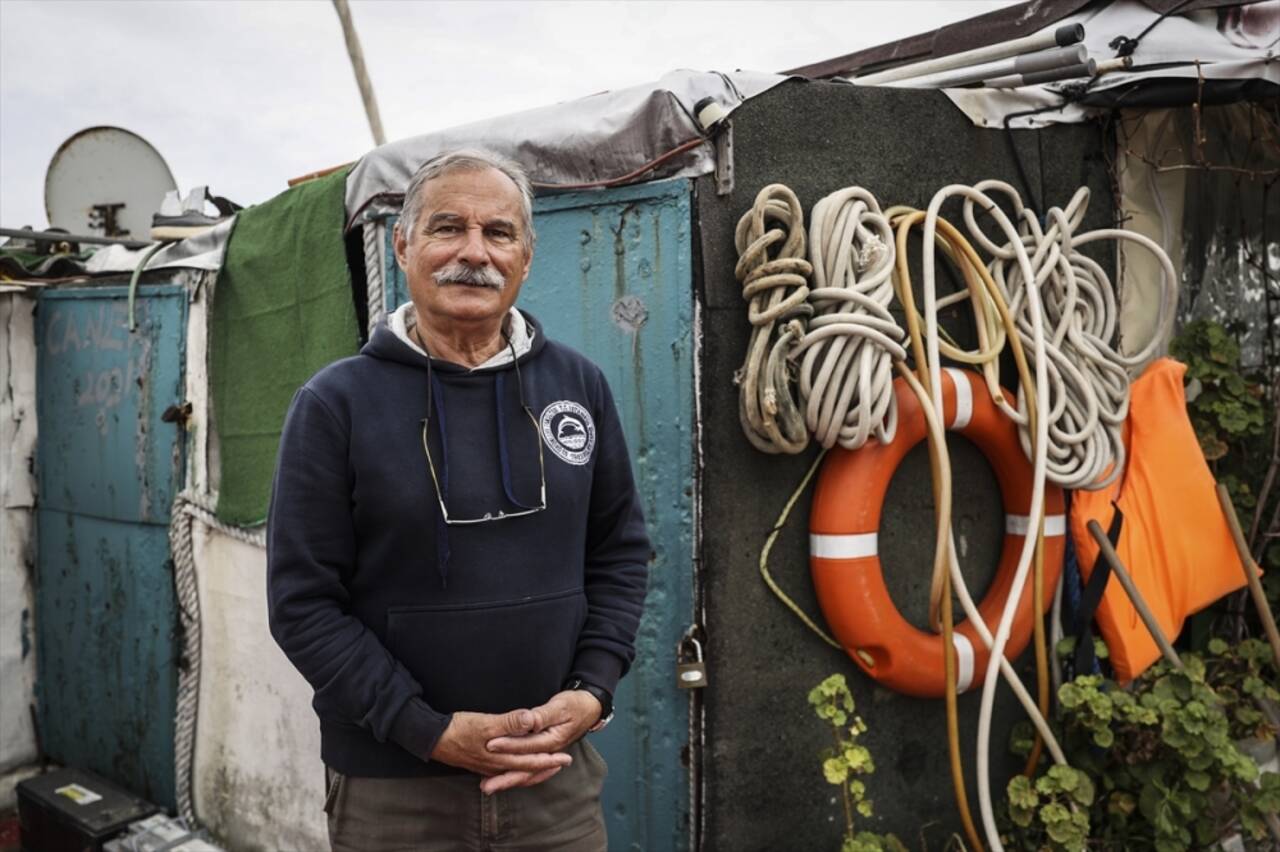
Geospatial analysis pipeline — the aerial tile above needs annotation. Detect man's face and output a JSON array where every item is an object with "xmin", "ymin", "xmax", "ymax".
[{"xmin": 393, "ymin": 166, "xmax": 533, "ymax": 328}]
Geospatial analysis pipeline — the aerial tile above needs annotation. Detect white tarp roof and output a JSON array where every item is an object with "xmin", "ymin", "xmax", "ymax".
[{"xmin": 941, "ymin": 0, "xmax": 1279, "ymax": 127}]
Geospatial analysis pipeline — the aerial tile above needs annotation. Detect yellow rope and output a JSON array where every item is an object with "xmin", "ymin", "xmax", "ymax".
[{"xmin": 758, "ymin": 449, "xmax": 842, "ymax": 650}]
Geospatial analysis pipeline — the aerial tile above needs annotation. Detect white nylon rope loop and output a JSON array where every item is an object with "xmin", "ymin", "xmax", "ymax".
[
  {"xmin": 962, "ymin": 181, "xmax": 1176, "ymax": 491},
  {"xmin": 921, "ymin": 183, "xmax": 1053, "ymax": 852},
  {"xmin": 795, "ymin": 187, "xmax": 906, "ymax": 449},
  {"xmin": 734, "ymin": 185, "xmax": 814, "ymax": 454}
]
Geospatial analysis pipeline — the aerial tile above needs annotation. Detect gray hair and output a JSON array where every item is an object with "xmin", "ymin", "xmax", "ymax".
[{"xmin": 398, "ymin": 148, "xmax": 536, "ymax": 251}]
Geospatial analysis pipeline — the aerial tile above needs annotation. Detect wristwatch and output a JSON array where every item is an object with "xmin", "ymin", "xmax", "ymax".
[{"xmin": 564, "ymin": 678, "xmax": 614, "ymax": 732}]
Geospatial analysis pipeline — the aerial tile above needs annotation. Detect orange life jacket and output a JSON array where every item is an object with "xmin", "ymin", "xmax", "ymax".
[{"xmin": 1068, "ymin": 357, "xmax": 1251, "ymax": 683}]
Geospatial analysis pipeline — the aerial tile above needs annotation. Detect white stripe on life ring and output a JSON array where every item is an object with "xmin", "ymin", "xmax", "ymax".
[
  {"xmin": 945, "ymin": 368, "xmax": 973, "ymax": 430},
  {"xmin": 810, "ymin": 533, "xmax": 878, "ymax": 559},
  {"xmin": 1005, "ymin": 513, "xmax": 1066, "ymax": 537},
  {"xmin": 953, "ymin": 632, "xmax": 975, "ymax": 693}
]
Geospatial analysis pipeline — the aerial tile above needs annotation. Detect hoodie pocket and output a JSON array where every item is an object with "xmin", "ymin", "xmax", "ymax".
[{"xmin": 386, "ymin": 588, "xmax": 587, "ymax": 714}]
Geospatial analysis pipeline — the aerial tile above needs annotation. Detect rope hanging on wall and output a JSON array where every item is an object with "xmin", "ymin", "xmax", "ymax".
[
  {"xmin": 733, "ymin": 184, "xmax": 813, "ymax": 454},
  {"xmin": 963, "ymin": 182, "xmax": 1177, "ymax": 490},
  {"xmin": 794, "ymin": 187, "xmax": 906, "ymax": 449},
  {"xmin": 739, "ymin": 179, "xmax": 1177, "ymax": 852}
]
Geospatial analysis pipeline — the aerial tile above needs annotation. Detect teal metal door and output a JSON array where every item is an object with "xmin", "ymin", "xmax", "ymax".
[
  {"xmin": 36, "ymin": 284, "xmax": 187, "ymax": 808},
  {"xmin": 384, "ymin": 178, "xmax": 696, "ymax": 850}
]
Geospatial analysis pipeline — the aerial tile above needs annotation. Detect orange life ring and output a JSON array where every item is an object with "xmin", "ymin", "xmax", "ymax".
[{"xmin": 809, "ymin": 367, "xmax": 1066, "ymax": 698}]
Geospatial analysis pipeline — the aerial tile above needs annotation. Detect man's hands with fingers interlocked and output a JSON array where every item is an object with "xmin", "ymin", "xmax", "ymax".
[{"xmin": 430, "ymin": 689, "xmax": 602, "ymax": 795}]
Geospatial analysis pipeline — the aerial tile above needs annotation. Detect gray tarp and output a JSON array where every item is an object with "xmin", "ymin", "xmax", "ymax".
[
  {"xmin": 343, "ymin": 69, "xmax": 787, "ymax": 227},
  {"xmin": 84, "ymin": 217, "xmax": 234, "ymax": 273}
]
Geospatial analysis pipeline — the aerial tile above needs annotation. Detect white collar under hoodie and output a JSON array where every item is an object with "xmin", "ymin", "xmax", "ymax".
[{"xmin": 388, "ymin": 302, "xmax": 535, "ymax": 371}]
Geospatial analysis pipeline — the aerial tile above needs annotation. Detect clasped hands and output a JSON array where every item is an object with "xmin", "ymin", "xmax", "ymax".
[{"xmin": 429, "ymin": 688, "xmax": 602, "ymax": 794}]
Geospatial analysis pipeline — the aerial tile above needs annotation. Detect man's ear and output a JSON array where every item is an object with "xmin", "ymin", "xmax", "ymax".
[
  {"xmin": 392, "ymin": 223, "xmax": 408, "ymax": 270},
  {"xmin": 519, "ymin": 245, "xmax": 533, "ymax": 283}
]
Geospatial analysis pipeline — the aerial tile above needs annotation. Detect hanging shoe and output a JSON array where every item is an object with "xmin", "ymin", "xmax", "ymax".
[{"xmin": 150, "ymin": 186, "xmax": 242, "ymax": 240}]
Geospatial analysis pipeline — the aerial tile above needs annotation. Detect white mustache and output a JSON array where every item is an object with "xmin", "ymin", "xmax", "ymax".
[{"xmin": 434, "ymin": 263, "xmax": 505, "ymax": 290}]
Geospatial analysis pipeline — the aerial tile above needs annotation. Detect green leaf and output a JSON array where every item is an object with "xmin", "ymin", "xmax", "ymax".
[
  {"xmin": 1046, "ymin": 765, "xmax": 1080, "ymax": 793},
  {"xmin": 1184, "ymin": 770, "xmax": 1211, "ymax": 792},
  {"xmin": 1007, "ymin": 775, "xmax": 1038, "ymax": 809},
  {"xmin": 845, "ymin": 745, "xmax": 873, "ymax": 773},
  {"xmin": 1107, "ymin": 791, "xmax": 1136, "ymax": 817},
  {"xmin": 822, "ymin": 757, "xmax": 848, "ymax": 785},
  {"xmin": 1257, "ymin": 772, "xmax": 1280, "ymax": 811},
  {"xmin": 1072, "ymin": 772, "xmax": 1096, "ymax": 807},
  {"xmin": 1041, "ymin": 801, "xmax": 1086, "ymax": 847}
]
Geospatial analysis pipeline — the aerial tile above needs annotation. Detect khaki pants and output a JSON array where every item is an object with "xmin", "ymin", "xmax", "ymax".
[{"xmin": 325, "ymin": 739, "xmax": 608, "ymax": 852}]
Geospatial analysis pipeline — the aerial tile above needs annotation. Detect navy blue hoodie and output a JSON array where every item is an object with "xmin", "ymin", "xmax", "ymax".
[{"xmin": 266, "ymin": 311, "xmax": 650, "ymax": 777}]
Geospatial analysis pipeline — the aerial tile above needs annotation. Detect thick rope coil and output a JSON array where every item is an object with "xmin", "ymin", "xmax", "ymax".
[
  {"xmin": 962, "ymin": 182, "xmax": 1176, "ymax": 491},
  {"xmin": 734, "ymin": 184, "xmax": 813, "ymax": 454},
  {"xmin": 795, "ymin": 187, "xmax": 906, "ymax": 449},
  {"xmin": 170, "ymin": 489, "xmax": 266, "ymax": 823},
  {"xmin": 364, "ymin": 220, "xmax": 387, "ymax": 330}
]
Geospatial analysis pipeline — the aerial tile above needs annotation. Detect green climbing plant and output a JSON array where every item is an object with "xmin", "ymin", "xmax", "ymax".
[
  {"xmin": 808, "ymin": 674, "xmax": 907, "ymax": 852},
  {"xmin": 1171, "ymin": 320, "xmax": 1268, "ymax": 473},
  {"xmin": 1206, "ymin": 636, "xmax": 1280, "ymax": 742},
  {"xmin": 1005, "ymin": 765, "xmax": 1094, "ymax": 851},
  {"xmin": 1001, "ymin": 641, "xmax": 1280, "ymax": 851},
  {"xmin": 1170, "ymin": 319, "xmax": 1280, "ymax": 611}
]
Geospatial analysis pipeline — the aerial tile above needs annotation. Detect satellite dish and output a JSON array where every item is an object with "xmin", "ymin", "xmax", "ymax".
[{"xmin": 44, "ymin": 126, "xmax": 177, "ymax": 239}]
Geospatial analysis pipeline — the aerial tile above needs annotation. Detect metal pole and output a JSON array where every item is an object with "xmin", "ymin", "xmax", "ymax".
[
  {"xmin": 0, "ymin": 227, "xmax": 153, "ymax": 249},
  {"xmin": 332, "ymin": 0, "xmax": 387, "ymax": 147},
  {"xmin": 853, "ymin": 23, "xmax": 1084, "ymax": 85},
  {"xmin": 883, "ymin": 45, "xmax": 1087, "ymax": 89}
]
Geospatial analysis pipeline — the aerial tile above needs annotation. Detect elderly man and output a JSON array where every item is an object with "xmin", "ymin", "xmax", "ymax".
[{"xmin": 267, "ymin": 149, "xmax": 650, "ymax": 851}]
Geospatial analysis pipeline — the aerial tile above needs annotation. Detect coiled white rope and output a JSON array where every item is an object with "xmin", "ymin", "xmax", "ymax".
[
  {"xmin": 964, "ymin": 182, "xmax": 1176, "ymax": 490},
  {"xmin": 734, "ymin": 184, "xmax": 813, "ymax": 454},
  {"xmin": 794, "ymin": 187, "xmax": 906, "ymax": 449}
]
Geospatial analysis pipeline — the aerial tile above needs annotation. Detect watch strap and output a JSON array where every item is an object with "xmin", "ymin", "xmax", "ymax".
[{"xmin": 564, "ymin": 678, "xmax": 614, "ymax": 731}]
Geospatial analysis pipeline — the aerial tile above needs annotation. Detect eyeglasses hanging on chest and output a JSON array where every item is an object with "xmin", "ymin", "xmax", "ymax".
[{"xmin": 419, "ymin": 336, "xmax": 547, "ymax": 525}]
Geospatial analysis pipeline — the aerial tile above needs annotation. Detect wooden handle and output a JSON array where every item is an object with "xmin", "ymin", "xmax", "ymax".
[
  {"xmin": 1086, "ymin": 520, "xmax": 1183, "ymax": 670},
  {"xmin": 1216, "ymin": 484, "xmax": 1280, "ymax": 671}
]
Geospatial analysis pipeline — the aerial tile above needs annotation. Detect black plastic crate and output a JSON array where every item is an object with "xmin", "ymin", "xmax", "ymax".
[{"xmin": 17, "ymin": 768, "xmax": 157, "ymax": 852}]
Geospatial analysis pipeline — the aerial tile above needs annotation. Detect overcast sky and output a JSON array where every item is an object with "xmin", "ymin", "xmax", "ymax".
[{"xmin": 0, "ymin": 0, "xmax": 1014, "ymax": 231}]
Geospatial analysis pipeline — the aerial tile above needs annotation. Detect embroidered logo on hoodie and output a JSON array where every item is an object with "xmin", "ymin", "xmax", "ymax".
[{"xmin": 540, "ymin": 401, "xmax": 595, "ymax": 465}]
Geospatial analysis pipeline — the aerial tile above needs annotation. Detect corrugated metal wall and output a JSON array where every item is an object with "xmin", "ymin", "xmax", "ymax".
[{"xmin": 35, "ymin": 282, "xmax": 188, "ymax": 808}]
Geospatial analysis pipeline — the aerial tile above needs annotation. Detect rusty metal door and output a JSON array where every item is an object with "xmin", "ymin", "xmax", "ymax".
[
  {"xmin": 383, "ymin": 178, "xmax": 696, "ymax": 851},
  {"xmin": 35, "ymin": 283, "xmax": 187, "ymax": 808}
]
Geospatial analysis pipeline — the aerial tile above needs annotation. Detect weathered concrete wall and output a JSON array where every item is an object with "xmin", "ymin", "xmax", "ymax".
[
  {"xmin": 191, "ymin": 526, "xmax": 325, "ymax": 852},
  {"xmin": 0, "ymin": 290, "xmax": 38, "ymax": 803},
  {"xmin": 181, "ymin": 273, "xmax": 325, "ymax": 850},
  {"xmin": 695, "ymin": 79, "xmax": 1112, "ymax": 850}
]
